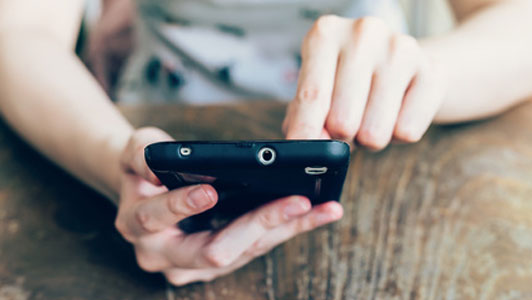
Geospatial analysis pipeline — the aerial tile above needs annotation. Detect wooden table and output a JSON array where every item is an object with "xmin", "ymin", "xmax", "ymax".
[{"xmin": 1, "ymin": 102, "xmax": 532, "ymax": 300}]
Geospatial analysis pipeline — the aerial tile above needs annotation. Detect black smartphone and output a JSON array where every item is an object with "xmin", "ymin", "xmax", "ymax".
[{"xmin": 145, "ymin": 140, "xmax": 350, "ymax": 232}]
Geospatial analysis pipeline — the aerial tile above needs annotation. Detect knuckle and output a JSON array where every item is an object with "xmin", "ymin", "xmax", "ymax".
[
  {"xmin": 395, "ymin": 125, "xmax": 423, "ymax": 143},
  {"xmin": 357, "ymin": 128, "xmax": 389, "ymax": 150},
  {"xmin": 311, "ymin": 14, "xmax": 341, "ymax": 37},
  {"xmin": 388, "ymin": 34, "xmax": 419, "ymax": 62},
  {"xmin": 297, "ymin": 84, "xmax": 322, "ymax": 104},
  {"xmin": 166, "ymin": 193, "xmax": 183, "ymax": 215},
  {"xmin": 294, "ymin": 217, "xmax": 308, "ymax": 232},
  {"xmin": 134, "ymin": 207, "xmax": 158, "ymax": 232},
  {"xmin": 256, "ymin": 210, "xmax": 280, "ymax": 229},
  {"xmin": 354, "ymin": 16, "xmax": 387, "ymax": 36},
  {"xmin": 203, "ymin": 247, "xmax": 232, "ymax": 268},
  {"xmin": 326, "ymin": 116, "xmax": 358, "ymax": 140},
  {"xmin": 289, "ymin": 215, "xmax": 313, "ymax": 233}
]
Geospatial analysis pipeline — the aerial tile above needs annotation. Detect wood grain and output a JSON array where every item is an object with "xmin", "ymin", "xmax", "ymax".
[{"xmin": 1, "ymin": 101, "xmax": 532, "ymax": 299}]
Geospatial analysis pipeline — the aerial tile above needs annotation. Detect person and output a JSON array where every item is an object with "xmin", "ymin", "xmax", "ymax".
[{"xmin": 0, "ymin": 0, "xmax": 531, "ymax": 286}]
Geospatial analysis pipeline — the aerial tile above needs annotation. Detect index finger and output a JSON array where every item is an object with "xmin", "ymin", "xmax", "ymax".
[{"xmin": 284, "ymin": 16, "xmax": 343, "ymax": 139}]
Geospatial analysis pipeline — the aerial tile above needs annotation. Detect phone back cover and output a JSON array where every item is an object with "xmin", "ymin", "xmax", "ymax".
[{"xmin": 145, "ymin": 140, "xmax": 350, "ymax": 232}]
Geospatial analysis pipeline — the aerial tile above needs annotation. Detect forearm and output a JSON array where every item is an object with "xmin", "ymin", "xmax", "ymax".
[
  {"xmin": 0, "ymin": 31, "xmax": 133, "ymax": 202},
  {"xmin": 420, "ymin": 0, "xmax": 532, "ymax": 123}
]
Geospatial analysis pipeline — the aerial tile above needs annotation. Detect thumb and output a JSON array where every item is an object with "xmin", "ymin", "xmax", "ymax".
[{"xmin": 121, "ymin": 127, "xmax": 173, "ymax": 185}]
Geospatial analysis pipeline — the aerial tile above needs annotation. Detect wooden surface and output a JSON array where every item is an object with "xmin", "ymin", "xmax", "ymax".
[{"xmin": 1, "ymin": 101, "xmax": 532, "ymax": 299}]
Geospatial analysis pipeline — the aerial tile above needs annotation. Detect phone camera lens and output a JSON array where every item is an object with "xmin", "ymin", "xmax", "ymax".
[
  {"xmin": 263, "ymin": 150, "xmax": 273, "ymax": 161},
  {"xmin": 180, "ymin": 146, "xmax": 192, "ymax": 156},
  {"xmin": 258, "ymin": 147, "xmax": 276, "ymax": 166}
]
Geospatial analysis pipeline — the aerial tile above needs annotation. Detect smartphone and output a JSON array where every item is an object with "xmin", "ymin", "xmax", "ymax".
[{"xmin": 145, "ymin": 140, "xmax": 350, "ymax": 232}]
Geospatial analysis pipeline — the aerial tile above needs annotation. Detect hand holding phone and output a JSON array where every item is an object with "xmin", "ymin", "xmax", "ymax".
[
  {"xmin": 114, "ymin": 128, "xmax": 345, "ymax": 286},
  {"xmin": 145, "ymin": 140, "xmax": 350, "ymax": 232}
]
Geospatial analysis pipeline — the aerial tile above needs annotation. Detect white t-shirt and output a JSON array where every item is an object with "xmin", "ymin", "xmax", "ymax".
[{"xmin": 117, "ymin": 0, "xmax": 407, "ymax": 104}]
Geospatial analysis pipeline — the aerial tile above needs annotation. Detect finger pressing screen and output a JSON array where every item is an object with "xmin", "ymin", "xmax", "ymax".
[
  {"xmin": 325, "ymin": 44, "xmax": 375, "ymax": 141},
  {"xmin": 284, "ymin": 19, "xmax": 342, "ymax": 139}
]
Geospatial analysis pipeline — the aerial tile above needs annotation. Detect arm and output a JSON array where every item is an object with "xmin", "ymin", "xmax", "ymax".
[
  {"xmin": 427, "ymin": 0, "xmax": 532, "ymax": 122},
  {"xmin": 0, "ymin": 0, "xmax": 133, "ymax": 201},
  {"xmin": 283, "ymin": 0, "xmax": 532, "ymax": 149},
  {"xmin": 0, "ymin": 0, "xmax": 343, "ymax": 285}
]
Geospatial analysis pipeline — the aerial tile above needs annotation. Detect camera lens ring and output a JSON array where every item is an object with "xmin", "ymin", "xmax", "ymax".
[
  {"xmin": 258, "ymin": 147, "xmax": 276, "ymax": 166},
  {"xmin": 179, "ymin": 146, "xmax": 192, "ymax": 156}
]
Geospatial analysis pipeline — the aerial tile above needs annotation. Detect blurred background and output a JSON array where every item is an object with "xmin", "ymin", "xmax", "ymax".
[
  {"xmin": 78, "ymin": 0, "xmax": 456, "ymax": 99},
  {"xmin": 400, "ymin": 0, "xmax": 454, "ymax": 36}
]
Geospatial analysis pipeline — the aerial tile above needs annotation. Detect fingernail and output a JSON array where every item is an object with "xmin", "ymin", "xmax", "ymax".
[
  {"xmin": 283, "ymin": 198, "xmax": 311, "ymax": 219},
  {"xmin": 187, "ymin": 185, "xmax": 215, "ymax": 209}
]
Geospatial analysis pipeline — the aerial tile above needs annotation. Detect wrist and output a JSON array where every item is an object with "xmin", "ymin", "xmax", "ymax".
[{"xmin": 101, "ymin": 124, "xmax": 135, "ymax": 203}]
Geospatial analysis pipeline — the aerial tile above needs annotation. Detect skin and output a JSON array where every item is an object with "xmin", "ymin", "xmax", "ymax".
[
  {"xmin": 115, "ymin": 127, "xmax": 343, "ymax": 284},
  {"xmin": 1, "ymin": 0, "xmax": 532, "ymax": 286},
  {"xmin": 283, "ymin": 0, "xmax": 532, "ymax": 148},
  {"xmin": 283, "ymin": 15, "xmax": 446, "ymax": 148}
]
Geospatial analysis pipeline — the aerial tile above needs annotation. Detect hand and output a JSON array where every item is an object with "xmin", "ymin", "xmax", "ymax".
[
  {"xmin": 114, "ymin": 127, "xmax": 344, "ymax": 285},
  {"xmin": 283, "ymin": 15, "xmax": 447, "ymax": 150}
]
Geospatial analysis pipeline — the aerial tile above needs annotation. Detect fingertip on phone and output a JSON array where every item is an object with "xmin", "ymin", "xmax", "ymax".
[
  {"xmin": 314, "ymin": 202, "xmax": 343, "ymax": 224},
  {"xmin": 151, "ymin": 175, "xmax": 162, "ymax": 186},
  {"xmin": 197, "ymin": 184, "xmax": 218, "ymax": 202},
  {"xmin": 285, "ymin": 128, "xmax": 315, "ymax": 140},
  {"xmin": 322, "ymin": 201, "xmax": 344, "ymax": 219}
]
